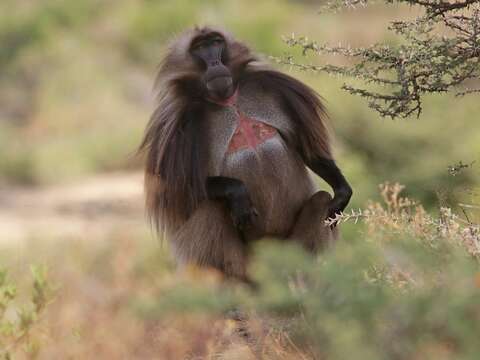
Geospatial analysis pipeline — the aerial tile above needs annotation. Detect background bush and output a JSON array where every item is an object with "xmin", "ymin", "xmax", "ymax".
[{"xmin": 0, "ymin": 0, "xmax": 478, "ymax": 209}]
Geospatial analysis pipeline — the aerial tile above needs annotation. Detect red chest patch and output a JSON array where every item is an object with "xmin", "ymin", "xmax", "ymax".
[
  {"xmin": 208, "ymin": 90, "xmax": 278, "ymax": 154},
  {"xmin": 227, "ymin": 113, "xmax": 277, "ymax": 154}
]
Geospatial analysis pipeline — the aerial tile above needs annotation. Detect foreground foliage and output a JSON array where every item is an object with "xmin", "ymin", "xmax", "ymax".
[
  {"xmin": 150, "ymin": 183, "xmax": 480, "ymax": 359},
  {"xmin": 0, "ymin": 266, "xmax": 53, "ymax": 359},
  {"xmin": 3, "ymin": 184, "xmax": 478, "ymax": 359}
]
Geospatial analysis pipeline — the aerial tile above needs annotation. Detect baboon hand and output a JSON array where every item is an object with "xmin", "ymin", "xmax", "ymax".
[
  {"xmin": 326, "ymin": 192, "xmax": 351, "ymax": 225},
  {"xmin": 230, "ymin": 198, "xmax": 258, "ymax": 231}
]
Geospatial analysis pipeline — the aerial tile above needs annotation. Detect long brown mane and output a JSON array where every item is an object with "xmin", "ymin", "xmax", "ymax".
[{"xmin": 138, "ymin": 27, "xmax": 255, "ymax": 235}]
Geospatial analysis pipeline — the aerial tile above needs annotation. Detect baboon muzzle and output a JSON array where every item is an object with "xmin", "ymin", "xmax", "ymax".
[{"xmin": 204, "ymin": 60, "xmax": 234, "ymax": 100}]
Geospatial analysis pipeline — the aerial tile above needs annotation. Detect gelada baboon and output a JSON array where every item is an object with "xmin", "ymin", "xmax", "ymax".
[{"xmin": 139, "ymin": 27, "xmax": 352, "ymax": 284}]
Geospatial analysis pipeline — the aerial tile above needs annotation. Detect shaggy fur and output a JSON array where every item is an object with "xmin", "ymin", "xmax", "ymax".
[{"xmin": 139, "ymin": 27, "xmax": 339, "ymax": 280}]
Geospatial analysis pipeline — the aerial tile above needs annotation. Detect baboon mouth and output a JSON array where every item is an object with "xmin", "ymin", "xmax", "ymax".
[
  {"xmin": 206, "ymin": 76, "xmax": 233, "ymax": 91},
  {"xmin": 206, "ymin": 76, "xmax": 234, "ymax": 99}
]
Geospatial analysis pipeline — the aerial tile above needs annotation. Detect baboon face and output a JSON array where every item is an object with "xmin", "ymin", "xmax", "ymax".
[{"xmin": 189, "ymin": 31, "xmax": 235, "ymax": 101}]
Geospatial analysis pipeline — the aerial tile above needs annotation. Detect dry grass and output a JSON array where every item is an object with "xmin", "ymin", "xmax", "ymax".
[
  {"xmin": 2, "ymin": 182, "xmax": 479, "ymax": 359},
  {"xmin": 2, "ymin": 234, "xmax": 309, "ymax": 359}
]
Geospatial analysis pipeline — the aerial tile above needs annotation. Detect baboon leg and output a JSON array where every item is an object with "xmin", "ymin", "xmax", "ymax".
[
  {"xmin": 170, "ymin": 200, "xmax": 250, "ymax": 283},
  {"xmin": 288, "ymin": 191, "xmax": 338, "ymax": 253}
]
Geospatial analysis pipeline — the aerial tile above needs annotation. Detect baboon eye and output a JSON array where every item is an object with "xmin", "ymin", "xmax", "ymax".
[
  {"xmin": 192, "ymin": 40, "xmax": 207, "ymax": 50},
  {"xmin": 212, "ymin": 36, "xmax": 225, "ymax": 45}
]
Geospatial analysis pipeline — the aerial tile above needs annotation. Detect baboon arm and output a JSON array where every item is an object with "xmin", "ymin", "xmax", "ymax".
[
  {"xmin": 306, "ymin": 157, "xmax": 352, "ymax": 220},
  {"xmin": 206, "ymin": 176, "xmax": 257, "ymax": 231}
]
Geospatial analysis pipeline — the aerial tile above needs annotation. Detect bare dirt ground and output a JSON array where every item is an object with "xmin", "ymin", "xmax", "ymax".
[{"xmin": 0, "ymin": 172, "xmax": 147, "ymax": 246}]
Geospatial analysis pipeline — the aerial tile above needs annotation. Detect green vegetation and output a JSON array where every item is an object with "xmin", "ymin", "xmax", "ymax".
[
  {"xmin": 2, "ymin": 185, "xmax": 479, "ymax": 358},
  {"xmin": 1, "ymin": 0, "xmax": 479, "ymax": 358},
  {"xmin": 137, "ymin": 184, "xmax": 480, "ymax": 359},
  {"xmin": 1, "ymin": 266, "xmax": 53, "ymax": 359}
]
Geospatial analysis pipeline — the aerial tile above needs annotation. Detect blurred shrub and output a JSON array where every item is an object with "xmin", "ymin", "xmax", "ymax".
[
  {"xmin": 0, "ymin": 184, "xmax": 477, "ymax": 358},
  {"xmin": 311, "ymin": 74, "xmax": 480, "ymax": 209},
  {"xmin": 357, "ymin": 102, "xmax": 478, "ymax": 207},
  {"xmin": 143, "ymin": 184, "xmax": 480, "ymax": 359},
  {"xmin": 122, "ymin": 0, "xmax": 290, "ymax": 63},
  {"xmin": 0, "ymin": 0, "xmax": 97, "ymax": 69},
  {"xmin": 123, "ymin": 0, "xmax": 203, "ymax": 63},
  {"xmin": 224, "ymin": 0, "xmax": 292, "ymax": 55},
  {"xmin": 0, "ymin": 265, "xmax": 53, "ymax": 359},
  {"xmin": 0, "ymin": 125, "xmax": 37, "ymax": 185}
]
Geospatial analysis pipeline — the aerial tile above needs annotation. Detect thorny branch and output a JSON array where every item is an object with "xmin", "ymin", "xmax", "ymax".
[{"xmin": 275, "ymin": 0, "xmax": 480, "ymax": 118}]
